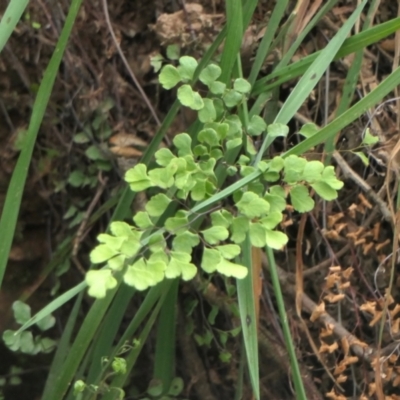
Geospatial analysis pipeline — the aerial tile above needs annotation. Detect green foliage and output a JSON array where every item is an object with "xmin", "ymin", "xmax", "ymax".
[
  {"xmin": 84, "ymin": 57, "xmax": 344, "ymax": 299},
  {"xmin": 2, "ymin": 301, "xmax": 56, "ymax": 355}
]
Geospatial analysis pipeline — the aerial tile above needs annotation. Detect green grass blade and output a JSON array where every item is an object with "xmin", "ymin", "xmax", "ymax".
[
  {"xmin": 277, "ymin": 0, "xmax": 338, "ymax": 70},
  {"xmin": 237, "ymin": 236, "xmax": 260, "ymax": 399},
  {"xmin": 324, "ymin": 0, "xmax": 378, "ymax": 161},
  {"xmin": 0, "ymin": 0, "xmax": 29, "ymax": 53},
  {"xmin": 41, "ymin": 280, "xmax": 122, "ymax": 400},
  {"xmin": 219, "ymin": 0, "xmax": 244, "ymax": 83},
  {"xmin": 285, "ymin": 65, "xmax": 400, "ymax": 157},
  {"xmin": 86, "ymin": 284, "xmax": 136, "ymax": 383},
  {"xmin": 275, "ymin": 0, "xmax": 368, "ymax": 125},
  {"xmin": 101, "ymin": 282, "xmax": 172, "ymax": 400},
  {"xmin": 153, "ymin": 279, "xmax": 179, "ymax": 394},
  {"xmin": 41, "ymin": 292, "xmax": 84, "ymax": 396},
  {"xmin": 248, "ymin": 0, "xmax": 288, "ymax": 85},
  {"xmin": 0, "ymin": 0, "xmax": 83, "ymax": 289},
  {"xmin": 252, "ymin": 16, "xmax": 400, "ymax": 95},
  {"xmin": 265, "ymin": 247, "xmax": 307, "ymax": 399},
  {"xmin": 17, "ymin": 281, "xmax": 87, "ymax": 333}
]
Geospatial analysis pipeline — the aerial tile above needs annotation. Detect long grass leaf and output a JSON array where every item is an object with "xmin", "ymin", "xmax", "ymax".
[
  {"xmin": 0, "ymin": 0, "xmax": 29, "ymax": 53},
  {"xmin": 0, "ymin": 0, "xmax": 83, "ymax": 289},
  {"xmin": 265, "ymin": 247, "xmax": 307, "ymax": 399},
  {"xmin": 252, "ymin": 16, "xmax": 400, "ymax": 95},
  {"xmin": 237, "ymin": 236, "xmax": 260, "ymax": 400},
  {"xmin": 153, "ymin": 279, "xmax": 179, "ymax": 393},
  {"xmin": 275, "ymin": 0, "xmax": 368, "ymax": 125},
  {"xmin": 248, "ymin": 1, "xmax": 288, "ymax": 85}
]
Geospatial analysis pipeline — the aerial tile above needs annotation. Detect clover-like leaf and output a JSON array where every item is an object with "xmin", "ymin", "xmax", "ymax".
[
  {"xmin": 3, "ymin": 330, "xmax": 35, "ymax": 353},
  {"xmin": 299, "ymin": 123, "xmax": 319, "ymax": 138},
  {"xmin": 201, "ymin": 247, "xmax": 221, "ymax": 273},
  {"xmin": 321, "ymin": 166, "xmax": 344, "ymax": 190},
  {"xmin": 177, "ymin": 56, "xmax": 198, "ymax": 80},
  {"xmin": 283, "ymin": 155, "xmax": 307, "ymax": 183},
  {"xmin": 233, "ymin": 78, "xmax": 251, "ymax": 94},
  {"xmin": 148, "ymin": 165, "xmax": 176, "ymax": 189},
  {"xmin": 166, "ymin": 251, "xmax": 197, "ymax": 280},
  {"xmin": 155, "ymin": 148, "xmax": 175, "ymax": 167},
  {"xmin": 96, "ymin": 234, "xmax": 125, "ymax": 251},
  {"xmin": 133, "ymin": 211, "xmax": 153, "ymax": 229},
  {"xmin": 125, "ymin": 164, "xmax": 152, "ymax": 191},
  {"xmin": 216, "ymin": 258, "xmax": 247, "ymax": 279},
  {"xmin": 267, "ymin": 123, "xmax": 289, "ymax": 139},
  {"xmin": 172, "ymin": 231, "xmax": 200, "ymax": 253},
  {"xmin": 148, "ymin": 232, "xmax": 167, "ymax": 253},
  {"xmin": 222, "ymin": 89, "xmax": 243, "ymax": 108},
  {"xmin": 191, "ymin": 179, "xmax": 206, "ymax": 201},
  {"xmin": 110, "ymin": 221, "xmax": 134, "ymax": 237},
  {"xmin": 107, "ymin": 254, "xmax": 126, "ymax": 271},
  {"xmin": 226, "ymin": 137, "xmax": 242, "ymax": 149},
  {"xmin": 173, "ymin": 133, "xmax": 192, "ymax": 157},
  {"xmin": 247, "ymin": 115, "xmax": 267, "ymax": 136},
  {"xmin": 290, "ymin": 185, "xmax": 314, "ymax": 212},
  {"xmin": 210, "ymin": 81, "xmax": 226, "ymax": 95},
  {"xmin": 263, "ymin": 193, "xmax": 286, "ymax": 213},
  {"xmin": 202, "ymin": 226, "xmax": 229, "ymax": 245},
  {"xmin": 199, "ymin": 64, "xmax": 221, "ymax": 86},
  {"xmin": 165, "ymin": 212, "xmax": 188, "ymax": 234},
  {"xmin": 216, "ymin": 244, "xmax": 241, "ymax": 259},
  {"xmin": 265, "ymin": 230, "xmax": 288, "ymax": 250},
  {"xmin": 260, "ymin": 211, "xmax": 283, "ymax": 230},
  {"xmin": 90, "ymin": 244, "xmax": 119, "ymax": 264},
  {"xmin": 198, "ymin": 98, "xmax": 217, "ymax": 123},
  {"xmin": 362, "ymin": 128, "xmax": 379, "ymax": 145},
  {"xmin": 145, "ymin": 193, "xmax": 171, "ymax": 217},
  {"xmin": 166, "ymin": 44, "xmax": 180, "ymax": 60},
  {"xmin": 249, "ymin": 223, "xmax": 266, "ymax": 247},
  {"xmin": 12, "ymin": 301, "xmax": 31, "ymax": 325},
  {"xmin": 230, "ymin": 216, "xmax": 249, "ymax": 243},
  {"xmin": 198, "ymin": 127, "xmax": 219, "ymax": 147},
  {"xmin": 211, "ymin": 210, "xmax": 232, "ymax": 228},
  {"xmin": 124, "ymin": 258, "xmax": 165, "ymax": 291},
  {"xmin": 36, "ymin": 314, "xmax": 56, "ymax": 331},
  {"xmin": 86, "ymin": 269, "xmax": 118, "ymax": 298},
  {"xmin": 159, "ymin": 64, "xmax": 181, "ymax": 89},
  {"xmin": 178, "ymin": 84, "xmax": 204, "ymax": 110},
  {"xmin": 236, "ymin": 192, "xmax": 270, "ymax": 219},
  {"xmin": 311, "ymin": 181, "xmax": 338, "ymax": 201},
  {"xmin": 302, "ymin": 160, "xmax": 324, "ymax": 182}
]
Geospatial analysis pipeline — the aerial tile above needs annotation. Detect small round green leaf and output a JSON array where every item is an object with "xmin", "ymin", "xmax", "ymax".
[
  {"xmin": 86, "ymin": 269, "xmax": 118, "ymax": 298},
  {"xmin": 199, "ymin": 64, "xmax": 221, "ymax": 86},
  {"xmin": 178, "ymin": 84, "xmax": 204, "ymax": 110},
  {"xmin": 290, "ymin": 185, "xmax": 314, "ymax": 212},
  {"xmin": 125, "ymin": 164, "xmax": 152, "ymax": 191},
  {"xmin": 178, "ymin": 56, "xmax": 198, "ymax": 80},
  {"xmin": 201, "ymin": 226, "xmax": 229, "ymax": 245},
  {"xmin": 233, "ymin": 78, "xmax": 251, "ymax": 94},
  {"xmin": 159, "ymin": 64, "xmax": 181, "ymax": 89},
  {"xmin": 265, "ymin": 230, "xmax": 288, "ymax": 250},
  {"xmin": 145, "ymin": 193, "xmax": 171, "ymax": 217}
]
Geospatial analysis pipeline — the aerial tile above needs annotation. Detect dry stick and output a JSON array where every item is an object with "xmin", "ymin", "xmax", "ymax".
[
  {"xmin": 102, "ymin": 0, "xmax": 161, "ymax": 127},
  {"xmin": 273, "ymin": 264, "xmax": 375, "ymax": 363}
]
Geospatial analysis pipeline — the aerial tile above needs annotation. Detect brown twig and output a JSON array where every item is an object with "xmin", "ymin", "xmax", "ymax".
[{"xmin": 102, "ymin": 0, "xmax": 161, "ymax": 127}]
